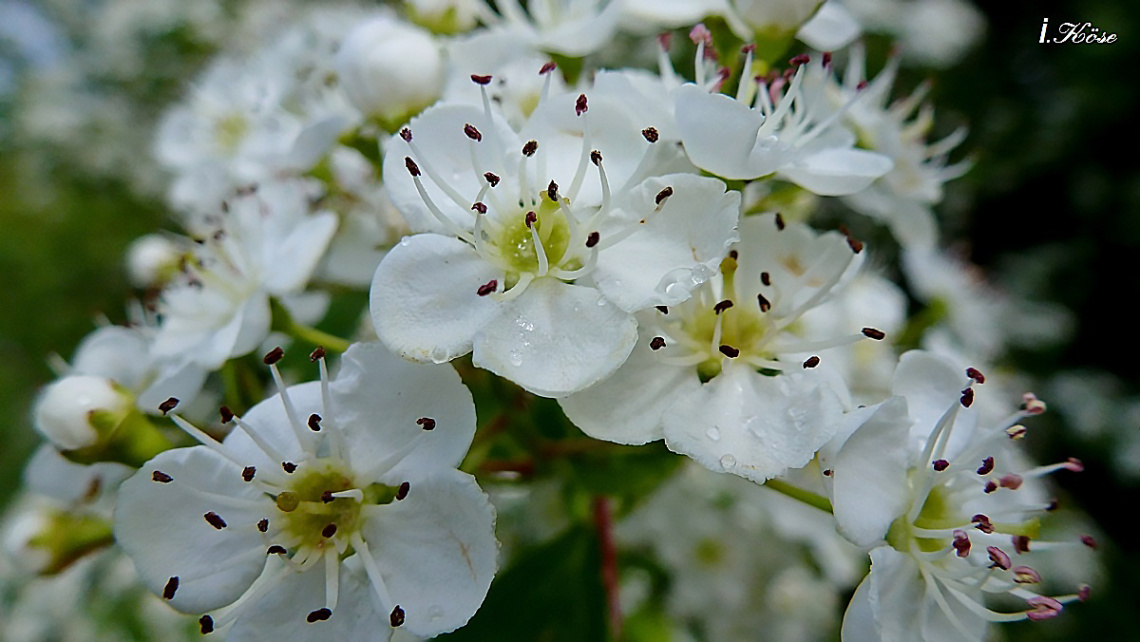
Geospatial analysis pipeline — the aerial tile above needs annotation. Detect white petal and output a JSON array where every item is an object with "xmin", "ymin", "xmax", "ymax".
[
  {"xmin": 797, "ymin": 0, "xmax": 861, "ymax": 50},
  {"xmin": 675, "ymin": 84, "xmax": 786, "ymax": 180},
  {"xmin": 559, "ymin": 329, "xmax": 698, "ymax": 444},
  {"xmin": 261, "ymin": 212, "xmax": 339, "ymax": 294},
  {"xmin": 227, "ymin": 560, "xmax": 389, "ymax": 642},
  {"xmin": 332, "ymin": 342, "xmax": 476, "ymax": 483},
  {"xmin": 359, "ymin": 471, "xmax": 497, "ymax": 638},
  {"xmin": 472, "ymin": 278, "xmax": 638, "ymax": 398},
  {"xmin": 867, "ymin": 546, "xmax": 923, "ymax": 642},
  {"xmin": 830, "ymin": 397, "xmax": 912, "ymax": 547},
  {"xmin": 662, "ymin": 363, "xmax": 845, "ymax": 482},
  {"xmin": 114, "ymin": 447, "xmax": 272, "ymax": 614},
  {"xmin": 594, "ymin": 173, "xmax": 740, "ymax": 312},
  {"xmin": 891, "ymin": 350, "xmax": 977, "ymax": 455},
  {"xmin": 841, "ymin": 573, "xmax": 883, "ymax": 642},
  {"xmin": 370, "ymin": 234, "xmax": 502, "ymax": 364},
  {"xmin": 779, "ymin": 147, "xmax": 894, "ymax": 196}
]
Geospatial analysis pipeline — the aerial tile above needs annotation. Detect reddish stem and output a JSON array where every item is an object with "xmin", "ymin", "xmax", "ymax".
[{"xmin": 593, "ymin": 495, "xmax": 622, "ymax": 640}]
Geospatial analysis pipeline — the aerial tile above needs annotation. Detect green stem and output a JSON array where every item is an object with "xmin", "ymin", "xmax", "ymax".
[
  {"xmin": 288, "ymin": 321, "xmax": 351, "ymax": 353},
  {"xmin": 764, "ymin": 478, "xmax": 833, "ymax": 514}
]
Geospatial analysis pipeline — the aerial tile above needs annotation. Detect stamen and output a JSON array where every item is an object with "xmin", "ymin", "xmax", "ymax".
[
  {"xmin": 390, "ymin": 605, "xmax": 406, "ymax": 627},
  {"xmin": 933, "ymin": 459, "xmax": 949, "ymax": 471},
  {"xmin": 977, "ymin": 457, "xmax": 994, "ymax": 475},
  {"xmin": 477, "ymin": 280, "xmax": 498, "ymax": 296},
  {"xmin": 987, "ymin": 546, "xmax": 1011, "ymax": 570},
  {"xmin": 257, "ymin": 519, "xmax": 269, "ymax": 533},
  {"xmin": 586, "ymin": 232, "xmax": 600, "ymax": 248},
  {"xmin": 163, "ymin": 576, "xmax": 179, "ymax": 599},
  {"xmin": 967, "ymin": 367, "xmax": 986, "ymax": 383},
  {"xmin": 655, "ymin": 186, "xmax": 674, "ymax": 206},
  {"xmin": 220, "ymin": 406, "xmax": 234, "ymax": 423},
  {"xmin": 417, "ymin": 417, "xmax": 436, "ymax": 431},
  {"xmin": 396, "ymin": 482, "xmax": 410, "ymax": 500},
  {"xmin": 641, "ymin": 127, "xmax": 659, "ymax": 143},
  {"xmin": 159, "ymin": 397, "xmax": 179, "ymax": 415},
  {"xmin": 199, "ymin": 615, "xmax": 214, "ymax": 634},
  {"xmin": 961, "ymin": 387, "xmax": 975, "ymax": 408},
  {"xmin": 242, "ymin": 466, "xmax": 256, "ymax": 482},
  {"xmin": 308, "ymin": 414, "xmax": 322, "ymax": 431},
  {"xmin": 861, "ymin": 327, "xmax": 886, "ymax": 340},
  {"xmin": 307, "ymin": 608, "xmax": 332, "ymax": 623},
  {"xmin": 1012, "ymin": 535, "xmax": 1031, "ymax": 553},
  {"xmin": 1013, "ymin": 566, "xmax": 1041, "ymax": 584},
  {"xmin": 650, "ymin": 336, "xmax": 667, "ymax": 350},
  {"xmin": 282, "ymin": 462, "xmax": 298, "ymax": 474},
  {"xmin": 204, "ymin": 512, "xmax": 228, "ymax": 530},
  {"xmin": 267, "ymin": 545, "xmax": 287, "ymax": 555},
  {"xmin": 1025, "ymin": 596, "xmax": 1063, "ymax": 621},
  {"xmin": 719, "ymin": 345, "xmax": 740, "ymax": 358},
  {"xmin": 522, "ymin": 140, "xmax": 538, "ymax": 157},
  {"xmin": 463, "ymin": 124, "xmax": 482, "ymax": 142},
  {"xmin": 803, "ymin": 356, "xmax": 820, "ymax": 368},
  {"xmin": 952, "ymin": 530, "xmax": 971, "ymax": 557},
  {"xmin": 152, "ymin": 471, "xmax": 173, "ymax": 483},
  {"xmin": 714, "ymin": 299, "xmax": 734, "ymax": 314},
  {"xmin": 775, "ymin": 213, "xmax": 786, "ymax": 230}
]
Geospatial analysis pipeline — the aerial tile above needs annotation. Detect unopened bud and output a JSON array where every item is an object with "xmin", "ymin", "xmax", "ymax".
[{"xmin": 34, "ymin": 376, "xmax": 131, "ymax": 451}]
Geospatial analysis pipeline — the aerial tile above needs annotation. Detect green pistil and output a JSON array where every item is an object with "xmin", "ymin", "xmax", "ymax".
[
  {"xmin": 274, "ymin": 463, "xmax": 400, "ymax": 550},
  {"xmin": 495, "ymin": 192, "xmax": 574, "ymax": 286},
  {"xmin": 215, "ymin": 113, "xmax": 249, "ymax": 154}
]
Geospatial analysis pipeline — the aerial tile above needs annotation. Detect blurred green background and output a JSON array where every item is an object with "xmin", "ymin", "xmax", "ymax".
[{"xmin": 1, "ymin": 0, "xmax": 1137, "ymax": 639}]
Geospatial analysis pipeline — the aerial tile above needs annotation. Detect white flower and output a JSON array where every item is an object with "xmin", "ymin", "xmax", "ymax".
[
  {"xmin": 481, "ymin": 0, "xmax": 624, "ymax": 58},
  {"xmin": 33, "ymin": 375, "xmax": 132, "ymax": 451},
  {"xmin": 560, "ymin": 214, "xmax": 879, "ymax": 481},
  {"xmin": 675, "ymin": 53, "xmax": 893, "ymax": 195},
  {"xmin": 822, "ymin": 351, "xmax": 1091, "ymax": 641},
  {"xmin": 830, "ymin": 45, "xmax": 970, "ymax": 249},
  {"xmin": 371, "ymin": 87, "xmax": 738, "ymax": 397},
  {"xmin": 114, "ymin": 343, "xmax": 497, "ymax": 639},
  {"xmin": 151, "ymin": 181, "xmax": 337, "ymax": 371},
  {"xmin": 335, "ymin": 16, "xmax": 445, "ymax": 129}
]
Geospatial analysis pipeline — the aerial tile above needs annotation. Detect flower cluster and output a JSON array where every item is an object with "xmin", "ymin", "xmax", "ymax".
[{"xmin": 3, "ymin": 1, "xmax": 1104, "ymax": 640}]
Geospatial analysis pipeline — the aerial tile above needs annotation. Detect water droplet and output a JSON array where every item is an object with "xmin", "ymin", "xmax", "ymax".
[
  {"xmin": 596, "ymin": 298, "xmax": 608, "ymax": 307},
  {"xmin": 509, "ymin": 350, "xmax": 524, "ymax": 367},
  {"xmin": 705, "ymin": 426, "xmax": 721, "ymax": 441},
  {"xmin": 398, "ymin": 236, "xmax": 411, "ymax": 247},
  {"xmin": 515, "ymin": 318, "xmax": 534, "ymax": 332},
  {"xmin": 719, "ymin": 454, "xmax": 737, "ymax": 469},
  {"xmin": 664, "ymin": 282, "xmax": 685, "ymax": 298},
  {"xmin": 428, "ymin": 606, "xmax": 445, "ymax": 621},
  {"xmin": 692, "ymin": 263, "xmax": 715, "ymax": 281},
  {"xmin": 429, "ymin": 347, "xmax": 450, "ymax": 364}
]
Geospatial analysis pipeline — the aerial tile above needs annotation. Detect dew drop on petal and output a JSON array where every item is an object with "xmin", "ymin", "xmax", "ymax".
[
  {"xmin": 428, "ymin": 606, "xmax": 445, "ymax": 622},
  {"xmin": 429, "ymin": 347, "xmax": 450, "ymax": 364},
  {"xmin": 509, "ymin": 350, "xmax": 524, "ymax": 367},
  {"xmin": 706, "ymin": 426, "xmax": 721, "ymax": 441},
  {"xmin": 596, "ymin": 298, "xmax": 608, "ymax": 307},
  {"xmin": 692, "ymin": 263, "xmax": 716, "ymax": 282},
  {"xmin": 515, "ymin": 318, "xmax": 534, "ymax": 332},
  {"xmin": 719, "ymin": 454, "xmax": 737, "ymax": 470}
]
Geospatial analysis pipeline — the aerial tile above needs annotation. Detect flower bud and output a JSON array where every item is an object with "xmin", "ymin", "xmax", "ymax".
[
  {"xmin": 733, "ymin": 0, "xmax": 824, "ymax": 34},
  {"xmin": 335, "ymin": 17, "xmax": 444, "ymax": 130},
  {"xmin": 406, "ymin": 0, "xmax": 481, "ymax": 34},
  {"xmin": 34, "ymin": 375, "xmax": 132, "ymax": 451},
  {"xmin": 125, "ymin": 234, "xmax": 182, "ymax": 289},
  {"xmin": 3, "ymin": 499, "xmax": 114, "ymax": 575}
]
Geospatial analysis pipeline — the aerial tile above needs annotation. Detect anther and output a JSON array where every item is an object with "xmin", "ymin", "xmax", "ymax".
[
  {"xmin": 1026, "ymin": 596, "xmax": 1063, "ymax": 621},
  {"xmin": 399, "ymin": 128, "xmax": 412, "ymax": 142},
  {"xmin": 308, "ymin": 414, "xmax": 322, "ymax": 431},
  {"xmin": 952, "ymin": 530, "xmax": 970, "ymax": 557},
  {"xmin": 775, "ymin": 213, "xmax": 786, "ymax": 230},
  {"xmin": 539, "ymin": 61, "xmax": 557, "ymax": 75},
  {"xmin": 1080, "ymin": 534, "xmax": 1097, "ymax": 549},
  {"xmin": 522, "ymin": 140, "xmax": 538, "ymax": 157},
  {"xmin": 390, "ymin": 605, "xmax": 406, "ymax": 627},
  {"xmin": 1007, "ymin": 424, "xmax": 1027, "ymax": 439},
  {"xmin": 976, "ymin": 457, "xmax": 994, "ymax": 475},
  {"xmin": 972, "ymin": 514, "xmax": 994, "ymax": 533},
  {"xmin": 471, "ymin": 74, "xmax": 492, "ymax": 85},
  {"xmin": 575, "ymin": 94, "xmax": 588, "ymax": 116},
  {"xmin": 263, "ymin": 346, "xmax": 284, "ymax": 365},
  {"xmin": 267, "ymin": 545, "xmax": 287, "ymax": 555},
  {"xmin": 1078, "ymin": 584, "xmax": 1091, "ymax": 602},
  {"xmin": 396, "ymin": 481, "xmax": 410, "ymax": 500},
  {"xmin": 803, "ymin": 356, "xmax": 820, "ymax": 369},
  {"xmin": 656, "ymin": 305, "xmax": 669, "ymax": 314},
  {"xmin": 641, "ymin": 127, "xmax": 659, "ymax": 143},
  {"xmin": 163, "ymin": 576, "xmax": 179, "ymax": 599},
  {"xmin": 463, "ymin": 124, "xmax": 482, "ymax": 141},
  {"xmin": 719, "ymin": 345, "xmax": 740, "ymax": 358},
  {"xmin": 199, "ymin": 615, "xmax": 214, "ymax": 634},
  {"xmin": 307, "ymin": 608, "xmax": 333, "ymax": 623},
  {"xmin": 984, "ymin": 481, "xmax": 997, "ymax": 493},
  {"xmin": 728, "ymin": 250, "xmax": 738, "ymax": 260},
  {"xmin": 999, "ymin": 474, "xmax": 1023, "ymax": 489},
  {"xmin": 321, "ymin": 490, "xmax": 334, "ymax": 503},
  {"xmin": 282, "ymin": 462, "xmax": 297, "ymax": 474},
  {"xmin": 838, "ymin": 224, "xmax": 864, "ymax": 253},
  {"xmin": 822, "ymin": 469, "xmax": 833, "ymax": 476},
  {"xmin": 417, "ymin": 417, "xmax": 437, "ymax": 431},
  {"xmin": 204, "ymin": 512, "xmax": 227, "ymax": 530},
  {"xmin": 257, "ymin": 519, "xmax": 269, "ymax": 532},
  {"xmin": 689, "ymin": 23, "xmax": 712, "ymax": 46},
  {"xmin": 1020, "ymin": 392, "xmax": 1047, "ymax": 415},
  {"xmin": 655, "ymin": 186, "xmax": 673, "ymax": 205},
  {"xmin": 966, "ymin": 367, "xmax": 985, "ymax": 383},
  {"xmin": 650, "ymin": 336, "xmax": 666, "ymax": 350},
  {"xmin": 159, "ymin": 397, "xmax": 179, "ymax": 415},
  {"xmin": 310, "ymin": 346, "xmax": 326, "ymax": 361},
  {"xmin": 961, "ymin": 387, "xmax": 975, "ymax": 408},
  {"xmin": 472, "ymin": 202, "xmax": 487, "ymax": 214},
  {"xmin": 590, "ymin": 150, "xmax": 602, "ymax": 166},
  {"xmin": 242, "ymin": 466, "xmax": 256, "ymax": 482},
  {"xmin": 760, "ymin": 272, "xmax": 771, "ymax": 286},
  {"xmin": 586, "ymin": 231, "xmax": 600, "ymax": 247},
  {"xmin": 404, "ymin": 157, "xmax": 421, "ymax": 177},
  {"xmin": 477, "ymin": 280, "xmax": 498, "ymax": 296},
  {"xmin": 547, "ymin": 181, "xmax": 559, "ymax": 201},
  {"xmin": 1012, "ymin": 535, "xmax": 1031, "ymax": 553},
  {"xmin": 220, "ymin": 406, "xmax": 234, "ymax": 423},
  {"xmin": 152, "ymin": 471, "xmax": 173, "ymax": 483},
  {"xmin": 789, "ymin": 53, "xmax": 811, "ymax": 68},
  {"xmin": 757, "ymin": 293, "xmax": 771, "ymax": 313},
  {"xmin": 861, "ymin": 327, "xmax": 885, "ymax": 341},
  {"xmin": 822, "ymin": 51, "xmax": 832, "ymax": 67},
  {"xmin": 1013, "ymin": 566, "xmax": 1041, "ymax": 584},
  {"xmin": 987, "ymin": 545, "xmax": 1011, "ymax": 570},
  {"xmin": 322, "ymin": 523, "xmax": 337, "ymax": 538},
  {"xmin": 932, "ymin": 459, "xmax": 949, "ymax": 471},
  {"xmin": 1064, "ymin": 457, "xmax": 1084, "ymax": 472},
  {"xmin": 714, "ymin": 299, "xmax": 734, "ymax": 314},
  {"xmin": 484, "ymin": 172, "xmax": 500, "ymax": 186}
]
